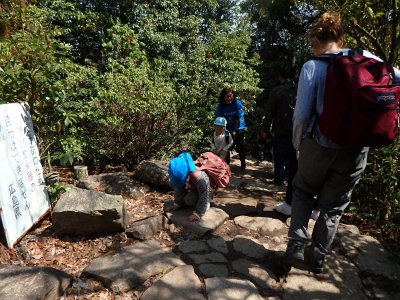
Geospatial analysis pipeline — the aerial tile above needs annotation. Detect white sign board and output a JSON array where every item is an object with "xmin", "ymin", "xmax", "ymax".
[{"xmin": 0, "ymin": 103, "xmax": 50, "ymax": 247}]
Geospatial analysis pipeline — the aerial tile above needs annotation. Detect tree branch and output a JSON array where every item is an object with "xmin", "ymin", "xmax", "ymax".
[
  {"xmin": 352, "ymin": 22, "xmax": 387, "ymax": 61},
  {"xmin": 389, "ymin": 0, "xmax": 400, "ymax": 64}
]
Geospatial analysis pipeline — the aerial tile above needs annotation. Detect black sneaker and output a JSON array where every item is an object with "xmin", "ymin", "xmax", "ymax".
[
  {"xmin": 304, "ymin": 246, "xmax": 325, "ymax": 274},
  {"xmin": 282, "ymin": 241, "xmax": 305, "ymax": 272}
]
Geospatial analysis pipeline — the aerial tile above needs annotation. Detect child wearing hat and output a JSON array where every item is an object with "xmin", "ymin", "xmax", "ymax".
[
  {"xmin": 211, "ymin": 117, "xmax": 234, "ymax": 164},
  {"xmin": 166, "ymin": 152, "xmax": 212, "ymax": 222}
]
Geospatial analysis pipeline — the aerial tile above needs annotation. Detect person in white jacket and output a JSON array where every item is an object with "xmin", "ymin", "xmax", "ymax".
[{"xmin": 211, "ymin": 117, "xmax": 234, "ymax": 164}]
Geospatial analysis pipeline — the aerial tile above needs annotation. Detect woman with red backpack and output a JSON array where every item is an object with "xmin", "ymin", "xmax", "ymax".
[{"xmin": 283, "ymin": 11, "xmax": 400, "ymax": 275}]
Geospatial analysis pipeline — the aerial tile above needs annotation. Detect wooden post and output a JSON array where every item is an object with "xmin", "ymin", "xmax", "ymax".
[{"xmin": 73, "ymin": 165, "xmax": 88, "ymax": 180}]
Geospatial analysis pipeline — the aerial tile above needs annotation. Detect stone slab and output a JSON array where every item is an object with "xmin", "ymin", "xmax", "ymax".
[
  {"xmin": 283, "ymin": 252, "xmax": 364, "ymax": 300},
  {"xmin": 234, "ymin": 215, "xmax": 287, "ymax": 236},
  {"xmin": 140, "ymin": 265, "xmax": 204, "ymax": 300},
  {"xmin": 166, "ymin": 207, "xmax": 228, "ymax": 235},
  {"xmin": 178, "ymin": 240, "xmax": 208, "ymax": 254},
  {"xmin": 188, "ymin": 252, "xmax": 228, "ymax": 264},
  {"xmin": 198, "ymin": 264, "xmax": 229, "ymax": 277},
  {"xmin": 83, "ymin": 240, "xmax": 184, "ymax": 292},
  {"xmin": 205, "ymin": 277, "xmax": 263, "ymax": 300}
]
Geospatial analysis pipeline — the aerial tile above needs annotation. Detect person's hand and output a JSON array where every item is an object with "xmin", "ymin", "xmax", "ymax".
[
  {"xmin": 296, "ymin": 151, "xmax": 300, "ymax": 160},
  {"xmin": 188, "ymin": 214, "xmax": 200, "ymax": 222}
]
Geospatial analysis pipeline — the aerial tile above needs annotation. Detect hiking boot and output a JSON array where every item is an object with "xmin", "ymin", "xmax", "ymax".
[
  {"xmin": 304, "ymin": 246, "xmax": 325, "ymax": 274},
  {"xmin": 282, "ymin": 241, "xmax": 305, "ymax": 271},
  {"xmin": 274, "ymin": 201, "xmax": 292, "ymax": 216}
]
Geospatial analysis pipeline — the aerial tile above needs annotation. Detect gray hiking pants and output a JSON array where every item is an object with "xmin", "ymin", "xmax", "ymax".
[{"xmin": 288, "ymin": 137, "xmax": 368, "ymax": 257}]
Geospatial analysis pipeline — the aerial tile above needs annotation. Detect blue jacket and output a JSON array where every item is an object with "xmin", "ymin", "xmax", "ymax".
[{"xmin": 215, "ymin": 98, "xmax": 245, "ymax": 132}]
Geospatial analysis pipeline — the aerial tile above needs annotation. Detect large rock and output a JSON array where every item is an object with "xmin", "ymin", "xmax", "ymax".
[
  {"xmin": 0, "ymin": 265, "xmax": 72, "ymax": 300},
  {"xmin": 52, "ymin": 187, "xmax": 128, "ymax": 235},
  {"xmin": 126, "ymin": 215, "xmax": 168, "ymax": 240},
  {"xmin": 135, "ymin": 160, "xmax": 170, "ymax": 189},
  {"xmin": 77, "ymin": 172, "xmax": 149, "ymax": 199}
]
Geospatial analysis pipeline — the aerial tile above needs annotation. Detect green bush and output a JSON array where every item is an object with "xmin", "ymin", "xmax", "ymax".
[{"xmin": 352, "ymin": 137, "xmax": 400, "ymax": 225}]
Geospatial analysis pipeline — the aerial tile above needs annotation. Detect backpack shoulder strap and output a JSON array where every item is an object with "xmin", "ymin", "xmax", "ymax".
[
  {"xmin": 312, "ymin": 49, "xmax": 363, "ymax": 61},
  {"xmin": 311, "ymin": 53, "xmax": 336, "ymax": 61},
  {"xmin": 308, "ymin": 54, "xmax": 337, "ymax": 138},
  {"xmin": 348, "ymin": 48, "xmax": 363, "ymax": 56},
  {"xmin": 224, "ymin": 129, "xmax": 230, "ymax": 144}
]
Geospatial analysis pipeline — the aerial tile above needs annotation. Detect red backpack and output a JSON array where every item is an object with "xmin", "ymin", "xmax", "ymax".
[
  {"xmin": 194, "ymin": 152, "xmax": 231, "ymax": 188},
  {"xmin": 315, "ymin": 49, "xmax": 400, "ymax": 147}
]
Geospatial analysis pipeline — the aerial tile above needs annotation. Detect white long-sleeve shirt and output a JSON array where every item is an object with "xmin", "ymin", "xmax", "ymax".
[{"xmin": 211, "ymin": 131, "xmax": 234, "ymax": 154}]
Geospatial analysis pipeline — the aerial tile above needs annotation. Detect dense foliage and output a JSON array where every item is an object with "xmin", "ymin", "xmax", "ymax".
[{"xmin": 0, "ymin": 0, "xmax": 261, "ymax": 168}]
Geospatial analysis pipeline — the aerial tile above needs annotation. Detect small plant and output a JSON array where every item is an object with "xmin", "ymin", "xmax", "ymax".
[
  {"xmin": 47, "ymin": 182, "xmax": 69, "ymax": 206},
  {"xmin": 52, "ymin": 137, "xmax": 83, "ymax": 166},
  {"xmin": 353, "ymin": 137, "xmax": 400, "ymax": 225}
]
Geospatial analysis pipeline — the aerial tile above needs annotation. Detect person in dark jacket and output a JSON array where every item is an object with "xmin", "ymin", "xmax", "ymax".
[
  {"xmin": 262, "ymin": 73, "xmax": 307, "ymax": 218},
  {"xmin": 262, "ymin": 72, "xmax": 297, "ymax": 187}
]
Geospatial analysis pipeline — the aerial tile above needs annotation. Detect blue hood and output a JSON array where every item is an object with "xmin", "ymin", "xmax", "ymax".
[{"xmin": 168, "ymin": 152, "xmax": 196, "ymax": 189}]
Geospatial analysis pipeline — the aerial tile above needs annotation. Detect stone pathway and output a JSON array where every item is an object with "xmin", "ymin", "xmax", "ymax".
[
  {"xmin": 1, "ymin": 157, "xmax": 400, "ymax": 299},
  {"xmin": 77, "ymin": 158, "xmax": 400, "ymax": 299}
]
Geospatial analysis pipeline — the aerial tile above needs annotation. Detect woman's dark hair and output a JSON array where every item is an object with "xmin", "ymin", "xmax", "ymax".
[{"xmin": 218, "ymin": 87, "xmax": 236, "ymax": 106}]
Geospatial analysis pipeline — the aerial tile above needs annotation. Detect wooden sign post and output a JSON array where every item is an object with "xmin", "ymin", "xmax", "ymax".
[{"xmin": 0, "ymin": 103, "xmax": 50, "ymax": 247}]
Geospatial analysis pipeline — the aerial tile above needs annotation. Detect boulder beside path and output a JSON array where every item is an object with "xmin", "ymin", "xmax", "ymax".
[{"xmin": 52, "ymin": 187, "xmax": 128, "ymax": 236}]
